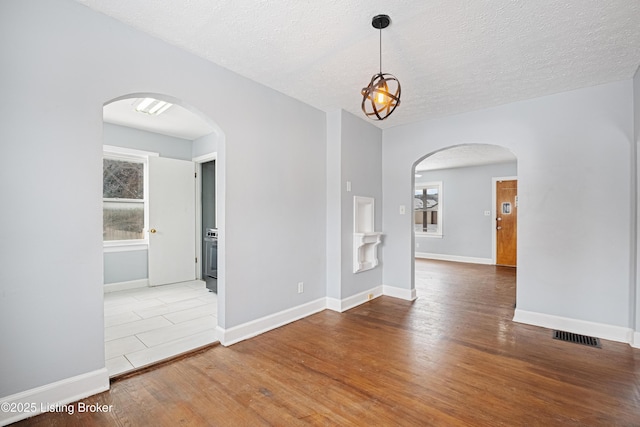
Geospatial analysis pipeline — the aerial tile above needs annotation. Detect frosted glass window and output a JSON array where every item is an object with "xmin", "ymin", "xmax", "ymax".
[
  {"xmin": 103, "ymin": 201, "xmax": 144, "ymax": 240},
  {"xmin": 103, "ymin": 158, "xmax": 146, "ymax": 241},
  {"xmin": 103, "ymin": 159, "xmax": 143, "ymax": 199}
]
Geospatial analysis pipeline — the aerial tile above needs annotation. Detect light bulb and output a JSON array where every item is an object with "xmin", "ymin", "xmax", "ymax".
[{"xmin": 376, "ymin": 91, "xmax": 386, "ymax": 104}]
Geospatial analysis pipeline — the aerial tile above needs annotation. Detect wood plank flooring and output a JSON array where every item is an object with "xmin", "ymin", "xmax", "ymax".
[{"xmin": 16, "ymin": 260, "xmax": 640, "ymax": 426}]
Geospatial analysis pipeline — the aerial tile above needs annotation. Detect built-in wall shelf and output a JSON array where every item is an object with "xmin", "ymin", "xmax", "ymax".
[{"xmin": 353, "ymin": 196, "xmax": 382, "ymax": 273}]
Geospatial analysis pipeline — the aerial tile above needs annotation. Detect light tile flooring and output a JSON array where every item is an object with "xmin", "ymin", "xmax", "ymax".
[{"xmin": 104, "ymin": 281, "xmax": 218, "ymax": 377}]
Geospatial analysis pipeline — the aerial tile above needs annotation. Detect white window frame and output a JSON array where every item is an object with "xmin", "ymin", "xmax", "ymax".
[
  {"xmin": 103, "ymin": 145, "xmax": 158, "ymax": 251},
  {"xmin": 414, "ymin": 181, "xmax": 443, "ymax": 238}
]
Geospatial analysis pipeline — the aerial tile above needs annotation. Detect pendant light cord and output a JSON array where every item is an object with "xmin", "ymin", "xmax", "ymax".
[{"xmin": 379, "ymin": 26, "xmax": 382, "ymax": 74}]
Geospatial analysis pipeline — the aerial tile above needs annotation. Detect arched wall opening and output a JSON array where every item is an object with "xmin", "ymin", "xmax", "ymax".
[
  {"xmin": 409, "ymin": 143, "xmax": 518, "ymax": 297},
  {"xmin": 101, "ymin": 92, "xmax": 225, "ymax": 377}
]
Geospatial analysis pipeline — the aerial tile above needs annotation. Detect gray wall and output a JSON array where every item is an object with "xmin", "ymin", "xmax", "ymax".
[
  {"xmin": 341, "ymin": 111, "xmax": 383, "ymax": 297},
  {"xmin": 326, "ymin": 111, "xmax": 342, "ymax": 299},
  {"xmin": 415, "ymin": 162, "xmax": 517, "ymax": 260},
  {"xmin": 634, "ymin": 66, "xmax": 640, "ymax": 335},
  {"xmin": 326, "ymin": 110, "xmax": 383, "ymax": 299},
  {"xmin": 192, "ymin": 132, "xmax": 219, "ymax": 158},
  {"xmin": 104, "ymin": 123, "xmax": 192, "ymax": 160},
  {"xmin": 103, "ymin": 123, "xmax": 193, "ymax": 284},
  {"xmin": 382, "ymin": 80, "xmax": 634, "ymax": 330},
  {"xmin": 1, "ymin": 0, "xmax": 325, "ymax": 398},
  {"xmin": 103, "ymin": 251, "xmax": 148, "ymax": 284}
]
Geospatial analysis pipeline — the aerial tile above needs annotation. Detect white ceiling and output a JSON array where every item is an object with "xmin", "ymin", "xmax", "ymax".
[
  {"xmin": 415, "ymin": 144, "xmax": 516, "ymax": 172},
  {"xmin": 77, "ymin": 0, "xmax": 640, "ymax": 132}
]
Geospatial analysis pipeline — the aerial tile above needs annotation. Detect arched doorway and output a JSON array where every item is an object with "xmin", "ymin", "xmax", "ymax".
[
  {"xmin": 411, "ymin": 144, "xmax": 518, "ymax": 301},
  {"xmin": 101, "ymin": 93, "xmax": 224, "ymax": 377}
]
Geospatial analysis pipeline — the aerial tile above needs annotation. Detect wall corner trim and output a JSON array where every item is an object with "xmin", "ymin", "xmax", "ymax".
[
  {"xmin": 513, "ymin": 309, "xmax": 634, "ymax": 345},
  {"xmin": 0, "ymin": 368, "xmax": 109, "ymax": 426}
]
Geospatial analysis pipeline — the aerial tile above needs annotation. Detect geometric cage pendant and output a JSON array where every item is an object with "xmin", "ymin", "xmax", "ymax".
[{"xmin": 361, "ymin": 14, "xmax": 401, "ymax": 121}]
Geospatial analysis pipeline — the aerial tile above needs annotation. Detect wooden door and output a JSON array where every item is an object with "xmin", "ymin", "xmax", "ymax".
[
  {"xmin": 496, "ymin": 180, "xmax": 517, "ymax": 267},
  {"xmin": 148, "ymin": 157, "xmax": 196, "ymax": 286}
]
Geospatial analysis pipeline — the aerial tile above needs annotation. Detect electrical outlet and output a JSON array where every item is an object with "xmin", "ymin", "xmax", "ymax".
[
  {"xmin": 399, "ymin": 205, "xmax": 406, "ymax": 215},
  {"xmin": 416, "ymin": 242, "xmax": 420, "ymax": 248},
  {"xmin": 346, "ymin": 181, "xmax": 352, "ymax": 192},
  {"xmin": 368, "ymin": 293, "xmax": 374, "ymax": 300},
  {"xmin": 298, "ymin": 282, "xmax": 304, "ymax": 293},
  {"xmin": 484, "ymin": 210, "xmax": 491, "ymax": 216}
]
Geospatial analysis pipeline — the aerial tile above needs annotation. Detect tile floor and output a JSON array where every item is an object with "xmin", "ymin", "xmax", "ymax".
[{"xmin": 104, "ymin": 281, "xmax": 218, "ymax": 377}]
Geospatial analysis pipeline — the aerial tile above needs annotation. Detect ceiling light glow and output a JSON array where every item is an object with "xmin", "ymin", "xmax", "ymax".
[{"xmin": 132, "ymin": 98, "xmax": 173, "ymax": 116}]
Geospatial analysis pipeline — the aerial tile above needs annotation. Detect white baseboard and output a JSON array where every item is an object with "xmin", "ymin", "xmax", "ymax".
[
  {"xmin": 327, "ymin": 286, "xmax": 384, "ymax": 313},
  {"xmin": 0, "ymin": 368, "xmax": 109, "ymax": 426},
  {"xmin": 104, "ymin": 279, "xmax": 148, "ymax": 293},
  {"xmin": 325, "ymin": 297, "xmax": 342, "ymax": 312},
  {"xmin": 415, "ymin": 252, "xmax": 492, "ymax": 265},
  {"xmin": 632, "ymin": 331, "xmax": 640, "ymax": 349},
  {"xmin": 383, "ymin": 285, "xmax": 417, "ymax": 301},
  {"xmin": 217, "ymin": 284, "xmax": 419, "ymax": 347},
  {"xmin": 217, "ymin": 298, "xmax": 327, "ymax": 346},
  {"xmin": 513, "ymin": 309, "xmax": 633, "ymax": 344}
]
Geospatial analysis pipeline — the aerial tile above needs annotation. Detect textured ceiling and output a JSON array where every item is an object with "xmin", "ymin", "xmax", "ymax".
[{"xmin": 77, "ymin": 0, "xmax": 640, "ymax": 129}]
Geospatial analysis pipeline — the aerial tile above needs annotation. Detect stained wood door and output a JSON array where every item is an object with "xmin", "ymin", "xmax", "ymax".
[
  {"xmin": 148, "ymin": 156, "xmax": 196, "ymax": 286},
  {"xmin": 496, "ymin": 179, "xmax": 517, "ymax": 267}
]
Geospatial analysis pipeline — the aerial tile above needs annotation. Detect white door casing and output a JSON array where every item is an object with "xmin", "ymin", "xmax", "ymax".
[{"xmin": 148, "ymin": 156, "xmax": 196, "ymax": 286}]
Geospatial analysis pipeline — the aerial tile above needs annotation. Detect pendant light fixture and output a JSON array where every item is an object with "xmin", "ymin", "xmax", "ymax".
[{"xmin": 361, "ymin": 14, "xmax": 401, "ymax": 121}]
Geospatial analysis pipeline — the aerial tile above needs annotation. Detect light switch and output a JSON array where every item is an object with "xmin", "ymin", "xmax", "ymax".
[
  {"xmin": 346, "ymin": 181, "xmax": 351, "ymax": 192},
  {"xmin": 484, "ymin": 211, "xmax": 491, "ymax": 216},
  {"xmin": 399, "ymin": 205, "xmax": 406, "ymax": 215}
]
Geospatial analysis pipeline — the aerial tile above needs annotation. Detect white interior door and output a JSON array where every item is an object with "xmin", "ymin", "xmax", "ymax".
[{"xmin": 148, "ymin": 156, "xmax": 196, "ymax": 286}]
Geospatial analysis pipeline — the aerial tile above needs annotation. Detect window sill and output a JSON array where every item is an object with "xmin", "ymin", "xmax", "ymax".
[{"xmin": 104, "ymin": 241, "xmax": 148, "ymax": 253}]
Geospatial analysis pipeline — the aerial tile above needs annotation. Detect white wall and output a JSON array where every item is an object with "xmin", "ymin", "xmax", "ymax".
[
  {"xmin": 415, "ymin": 162, "xmax": 517, "ymax": 261},
  {"xmin": 382, "ymin": 81, "xmax": 635, "ymax": 332},
  {"xmin": 0, "ymin": 0, "xmax": 326, "ymax": 403}
]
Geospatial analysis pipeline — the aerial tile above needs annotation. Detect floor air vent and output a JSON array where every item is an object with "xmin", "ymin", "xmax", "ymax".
[{"xmin": 552, "ymin": 330, "xmax": 601, "ymax": 348}]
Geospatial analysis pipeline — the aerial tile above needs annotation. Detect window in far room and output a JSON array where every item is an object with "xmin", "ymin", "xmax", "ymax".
[
  {"xmin": 103, "ymin": 148, "xmax": 149, "ymax": 243},
  {"xmin": 414, "ymin": 181, "xmax": 442, "ymax": 237}
]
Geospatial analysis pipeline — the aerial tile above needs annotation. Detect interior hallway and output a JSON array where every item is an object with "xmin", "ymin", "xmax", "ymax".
[{"xmin": 21, "ymin": 260, "xmax": 640, "ymax": 425}]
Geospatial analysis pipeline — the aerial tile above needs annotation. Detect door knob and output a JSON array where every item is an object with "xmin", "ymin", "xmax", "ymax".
[
  {"xmin": 150, "ymin": 229, "xmax": 157, "ymax": 234},
  {"xmin": 496, "ymin": 226, "xmax": 502, "ymax": 230}
]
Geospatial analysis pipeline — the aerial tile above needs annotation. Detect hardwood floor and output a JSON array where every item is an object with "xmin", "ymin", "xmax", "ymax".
[{"xmin": 16, "ymin": 260, "xmax": 640, "ymax": 426}]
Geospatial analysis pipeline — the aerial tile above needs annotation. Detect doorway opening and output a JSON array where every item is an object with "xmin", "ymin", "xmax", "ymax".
[
  {"xmin": 195, "ymin": 156, "xmax": 218, "ymax": 293},
  {"xmin": 411, "ymin": 144, "xmax": 518, "ymax": 300},
  {"xmin": 101, "ymin": 93, "xmax": 223, "ymax": 377}
]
